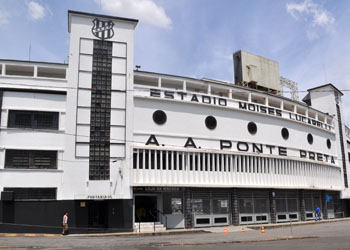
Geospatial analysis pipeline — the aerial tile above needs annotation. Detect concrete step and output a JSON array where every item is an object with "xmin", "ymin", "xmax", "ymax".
[
  {"xmin": 134, "ymin": 222, "xmax": 166, "ymax": 233},
  {"xmin": 134, "ymin": 222, "xmax": 162, "ymax": 227}
]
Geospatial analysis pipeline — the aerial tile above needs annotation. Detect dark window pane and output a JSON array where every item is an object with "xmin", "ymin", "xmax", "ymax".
[
  {"xmin": 5, "ymin": 150, "xmax": 57, "ymax": 169},
  {"xmin": 14, "ymin": 112, "xmax": 32, "ymax": 127},
  {"xmin": 8, "ymin": 110, "xmax": 59, "ymax": 129},
  {"xmin": 3, "ymin": 187, "xmax": 56, "ymax": 200},
  {"xmin": 34, "ymin": 112, "xmax": 58, "ymax": 129}
]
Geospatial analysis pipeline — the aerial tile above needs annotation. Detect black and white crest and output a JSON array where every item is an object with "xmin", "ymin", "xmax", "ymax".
[{"xmin": 91, "ymin": 18, "xmax": 114, "ymax": 40}]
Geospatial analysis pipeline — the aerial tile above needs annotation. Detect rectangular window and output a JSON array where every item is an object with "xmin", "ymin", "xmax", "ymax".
[
  {"xmin": 8, "ymin": 110, "xmax": 59, "ymax": 129},
  {"xmin": 3, "ymin": 187, "xmax": 57, "ymax": 200},
  {"xmin": 5, "ymin": 150, "xmax": 57, "ymax": 169}
]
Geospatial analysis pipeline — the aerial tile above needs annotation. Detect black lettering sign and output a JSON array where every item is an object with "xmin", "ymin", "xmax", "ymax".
[
  {"xmin": 252, "ymin": 143, "xmax": 263, "ymax": 153},
  {"xmin": 278, "ymin": 147, "xmax": 287, "ymax": 156},
  {"xmin": 237, "ymin": 141, "xmax": 249, "ymax": 151},
  {"xmin": 239, "ymin": 102, "xmax": 247, "ymax": 110},
  {"xmin": 218, "ymin": 98, "xmax": 227, "ymax": 106},
  {"xmin": 202, "ymin": 95, "xmax": 211, "ymax": 104},
  {"xmin": 164, "ymin": 91, "xmax": 174, "ymax": 99},
  {"xmin": 331, "ymin": 157, "xmax": 335, "ymax": 164},
  {"xmin": 184, "ymin": 137, "xmax": 197, "ymax": 148},
  {"xmin": 266, "ymin": 145, "xmax": 275, "ymax": 154},
  {"xmin": 220, "ymin": 140, "xmax": 232, "ymax": 150},
  {"xmin": 177, "ymin": 92, "xmax": 187, "ymax": 100},
  {"xmin": 146, "ymin": 134, "xmax": 159, "ymax": 146},
  {"xmin": 248, "ymin": 104, "xmax": 256, "ymax": 111},
  {"xmin": 150, "ymin": 89, "xmax": 161, "ymax": 97},
  {"xmin": 309, "ymin": 152, "xmax": 315, "ymax": 160},
  {"xmin": 324, "ymin": 154, "xmax": 329, "ymax": 162},
  {"xmin": 191, "ymin": 94, "xmax": 199, "ymax": 102}
]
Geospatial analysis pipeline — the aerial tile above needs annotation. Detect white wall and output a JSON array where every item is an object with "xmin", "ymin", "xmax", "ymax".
[
  {"xmin": 0, "ymin": 91, "xmax": 65, "ymax": 196},
  {"xmin": 62, "ymin": 12, "xmax": 136, "ymax": 200}
]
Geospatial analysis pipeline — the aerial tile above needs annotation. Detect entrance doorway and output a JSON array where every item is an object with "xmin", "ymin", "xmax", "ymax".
[
  {"xmin": 135, "ymin": 196, "xmax": 158, "ymax": 222},
  {"xmin": 88, "ymin": 201, "xmax": 107, "ymax": 228}
]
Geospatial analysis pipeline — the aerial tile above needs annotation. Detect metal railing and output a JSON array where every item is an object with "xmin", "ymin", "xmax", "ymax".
[
  {"xmin": 149, "ymin": 209, "xmax": 167, "ymax": 232},
  {"xmin": 156, "ymin": 209, "xmax": 168, "ymax": 229},
  {"xmin": 136, "ymin": 215, "xmax": 141, "ymax": 233}
]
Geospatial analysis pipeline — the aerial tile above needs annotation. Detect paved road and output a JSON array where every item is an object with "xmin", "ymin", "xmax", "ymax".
[{"xmin": 1, "ymin": 221, "xmax": 350, "ymax": 249}]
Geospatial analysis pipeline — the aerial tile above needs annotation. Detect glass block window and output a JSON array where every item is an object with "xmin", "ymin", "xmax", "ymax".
[
  {"xmin": 89, "ymin": 39, "xmax": 112, "ymax": 180},
  {"xmin": 8, "ymin": 110, "xmax": 59, "ymax": 129},
  {"xmin": 5, "ymin": 150, "xmax": 57, "ymax": 169}
]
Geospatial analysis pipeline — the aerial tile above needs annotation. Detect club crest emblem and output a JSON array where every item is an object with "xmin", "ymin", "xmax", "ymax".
[{"xmin": 91, "ymin": 18, "xmax": 114, "ymax": 40}]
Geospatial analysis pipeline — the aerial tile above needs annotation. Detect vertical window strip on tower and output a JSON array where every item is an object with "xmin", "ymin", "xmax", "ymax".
[{"xmin": 89, "ymin": 39, "xmax": 112, "ymax": 180}]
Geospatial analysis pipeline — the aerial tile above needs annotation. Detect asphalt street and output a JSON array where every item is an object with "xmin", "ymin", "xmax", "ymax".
[{"xmin": 1, "ymin": 220, "xmax": 350, "ymax": 249}]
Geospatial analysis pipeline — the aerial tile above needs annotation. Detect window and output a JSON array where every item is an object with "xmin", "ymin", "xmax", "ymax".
[
  {"xmin": 3, "ymin": 188, "xmax": 57, "ymax": 200},
  {"xmin": 8, "ymin": 110, "xmax": 59, "ymax": 129},
  {"xmin": 307, "ymin": 133, "xmax": 313, "ymax": 145},
  {"xmin": 5, "ymin": 150, "xmax": 57, "ymax": 169},
  {"xmin": 205, "ymin": 116, "xmax": 217, "ymax": 130},
  {"xmin": 247, "ymin": 122, "xmax": 257, "ymax": 135},
  {"xmin": 281, "ymin": 128, "xmax": 289, "ymax": 140},
  {"xmin": 327, "ymin": 139, "xmax": 331, "ymax": 149},
  {"xmin": 153, "ymin": 110, "xmax": 167, "ymax": 125}
]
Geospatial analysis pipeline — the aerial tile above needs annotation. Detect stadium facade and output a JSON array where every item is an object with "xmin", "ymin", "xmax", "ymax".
[{"xmin": 0, "ymin": 11, "xmax": 349, "ymax": 233}]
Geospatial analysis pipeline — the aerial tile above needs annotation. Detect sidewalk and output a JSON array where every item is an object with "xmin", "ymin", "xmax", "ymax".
[{"xmin": 0, "ymin": 217, "xmax": 349, "ymax": 239}]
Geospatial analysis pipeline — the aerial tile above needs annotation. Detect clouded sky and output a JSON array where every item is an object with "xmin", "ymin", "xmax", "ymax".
[{"xmin": 0, "ymin": 0, "xmax": 349, "ymax": 123}]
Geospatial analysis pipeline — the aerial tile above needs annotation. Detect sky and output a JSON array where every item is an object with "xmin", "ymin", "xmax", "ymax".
[{"xmin": 0, "ymin": 0, "xmax": 349, "ymax": 124}]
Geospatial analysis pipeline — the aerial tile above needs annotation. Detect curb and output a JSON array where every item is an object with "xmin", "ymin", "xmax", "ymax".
[
  {"xmin": 247, "ymin": 217, "xmax": 350, "ymax": 230},
  {"xmin": 0, "ymin": 233, "xmax": 60, "ymax": 237},
  {"xmin": 149, "ymin": 236, "xmax": 320, "ymax": 247},
  {"xmin": 68, "ymin": 229, "xmax": 208, "ymax": 237}
]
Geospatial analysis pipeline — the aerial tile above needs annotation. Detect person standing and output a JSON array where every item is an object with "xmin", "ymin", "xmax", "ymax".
[
  {"xmin": 62, "ymin": 212, "xmax": 69, "ymax": 235},
  {"xmin": 315, "ymin": 206, "xmax": 321, "ymax": 221}
]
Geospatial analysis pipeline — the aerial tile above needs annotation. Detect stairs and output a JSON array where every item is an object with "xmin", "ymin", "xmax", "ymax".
[{"xmin": 134, "ymin": 222, "xmax": 166, "ymax": 233}]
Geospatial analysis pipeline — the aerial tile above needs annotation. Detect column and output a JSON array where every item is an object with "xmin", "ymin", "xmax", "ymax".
[
  {"xmin": 184, "ymin": 188, "xmax": 193, "ymax": 228},
  {"xmin": 231, "ymin": 188, "xmax": 239, "ymax": 226},
  {"xmin": 269, "ymin": 190, "xmax": 277, "ymax": 224},
  {"xmin": 299, "ymin": 190, "xmax": 306, "ymax": 221},
  {"xmin": 321, "ymin": 191, "xmax": 328, "ymax": 219}
]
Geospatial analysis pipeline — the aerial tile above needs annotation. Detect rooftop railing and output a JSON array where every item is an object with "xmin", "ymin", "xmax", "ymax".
[
  {"xmin": 134, "ymin": 72, "xmax": 334, "ymax": 128},
  {"xmin": 0, "ymin": 61, "xmax": 67, "ymax": 80}
]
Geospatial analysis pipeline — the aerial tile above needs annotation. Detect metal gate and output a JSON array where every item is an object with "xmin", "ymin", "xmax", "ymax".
[
  {"xmin": 276, "ymin": 190, "xmax": 300, "ymax": 222},
  {"xmin": 238, "ymin": 190, "xmax": 269, "ymax": 224},
  {"xmin": 304, "ymin": 191, "xmax": 321, "ymax": 220},
  {"xmin": 191, "ymin": 189, "xmax": 230, "ymax": 227}
]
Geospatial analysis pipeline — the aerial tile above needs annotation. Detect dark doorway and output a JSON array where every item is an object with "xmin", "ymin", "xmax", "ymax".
[
  {"xmin": 88, "ymin": 201, "xmax": 107, "ymax": 229},
  {"xmin": 135, "ymin": 196, "xmax": 157, "ymax": 222}
]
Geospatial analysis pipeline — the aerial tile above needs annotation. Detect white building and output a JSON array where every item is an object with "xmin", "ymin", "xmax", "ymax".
[{"xmin": 0, "ymin": 11, "xmax": 349, "ymax": 233}]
